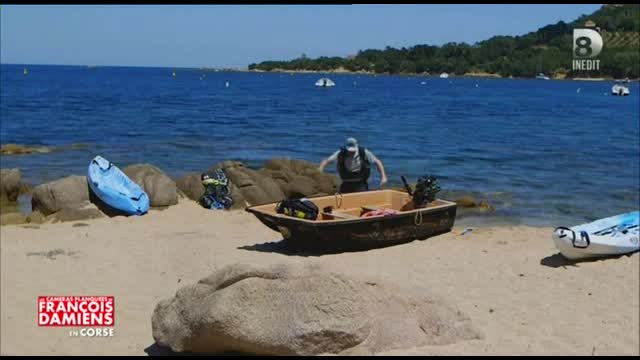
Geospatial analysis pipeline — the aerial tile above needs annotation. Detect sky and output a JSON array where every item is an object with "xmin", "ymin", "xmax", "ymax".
[{"xmin": 1, "ymin": 4, "xmax": 602, "ymax": 68}]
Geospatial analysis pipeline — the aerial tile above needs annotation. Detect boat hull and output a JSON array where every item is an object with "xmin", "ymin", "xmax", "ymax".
[
  {"xmin": 88, "ymin": 155, "xmax": 150, "ymax": 216},
  {"xmin": 612, "ymin": 84, "xmax": 630, "ymax": 96},
  {"xmin": 246, "ymin": 190, "xmax": 457, "ymax": 251},
  {"xmin": 552, "ymin": 211, "xmax": 639, "ymax": 260}
]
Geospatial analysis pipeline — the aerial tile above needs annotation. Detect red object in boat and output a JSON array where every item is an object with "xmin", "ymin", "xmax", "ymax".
[{"xmin": 361, "ymin": 209, "xmax": 400, "ymax": 218}]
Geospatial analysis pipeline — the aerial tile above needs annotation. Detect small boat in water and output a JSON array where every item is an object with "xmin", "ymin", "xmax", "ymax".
[
  {"xmin": 611, "ymin": 81, "xmax": 630, "ymax": 96},
  {"xmin": 439, "ymin": 73, "xmax": 449, "ymax": 79},
  {"xmin": 246, "ymin": 189, "xmax": 457, "ymax": 251},
  {"xmin": 315, "ymin": 77, "xmax": 335, "ymax": 87},
  {"xmin": 553, "ymin": 211, "xmax": 639, "ymax": 260},
  {"xmin": 23, "ymin": 68, "xmax": 28, "ymax": 75},
  {"xmin": 535, "ymin": 73, "xmax": 550, "ymax": 80}
]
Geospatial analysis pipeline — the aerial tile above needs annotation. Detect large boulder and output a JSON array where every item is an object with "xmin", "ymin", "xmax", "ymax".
[
  {"xmin": 262, "ymin": 158, "xmax": 338, "ymax": 198},
  {"xmin": 175, "ymin": 174, "xmax": 205, "ymax": 202},
  {"xmin": 122, "ymin": 164, "xmax": 178, "ymax": 207},
  {"xmin": 31, "ymin": 175, "xmax": 89, "ymax": 215},
  {"xmin": 210, "ymin": 162, "xmax": 284, "ymax": 206},
  {"xmin": 152, "ymin": 263, "xmax": 480, "ymax": 356},
  {"xmin": 309, "ymin": 172, "xmax": 339, "ymax": 194},
  {"xmin": 286, "ymin": 175, "xmax": 317, "ymax": 198},
  {"xmin": 1, "ymin": 168, "xmax": 30, "ymax": 207}
]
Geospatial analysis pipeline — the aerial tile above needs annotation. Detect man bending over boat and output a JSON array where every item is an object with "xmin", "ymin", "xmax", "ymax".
[{"xmin": 318, "ymin": 137, "xmax": 387, "ymax": 193}]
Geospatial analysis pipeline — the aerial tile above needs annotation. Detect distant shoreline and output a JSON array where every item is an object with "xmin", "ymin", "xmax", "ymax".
[
  {"xmin": 5, "ymin": 64, "xmax": 635, "ymax": 81},
  {"xmin": 247, "ymin": 68, "xmax": 635, "ymax": 81}
]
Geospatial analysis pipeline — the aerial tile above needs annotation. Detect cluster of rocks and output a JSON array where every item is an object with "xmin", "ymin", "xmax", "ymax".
[
  {"xmin": 453, "ymin": 195, "xmax": 495, "ymax": 214},
  {"xmin": 0, "ymin": 143, "xmax": 89, "ymax": 156},
  {"xmin": 2, "ymin": 157, "xmax": 496, "ymax": 226},
  {"xmin": 175, "ymin": 159, "xmax": 339, "ymax": 209},
  {"xmin": 151, "ymin": 262, "xmax": 481, "ymax": 355},
  {"xmin": 1, "ymin": 158, "xmax": 340, "ymax": 225},
  {"xmin": 0, "ymin": 144, "xmax": 52, "ymax": 155}
]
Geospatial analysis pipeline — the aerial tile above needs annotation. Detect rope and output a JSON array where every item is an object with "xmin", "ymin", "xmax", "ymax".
[
  {"xmin": 414, "ymin": 210, "xmax": 423, "ymax": 226},
  {"xmin": 334, "ymin": 192, "xmax": 343, "ymax": 208}
]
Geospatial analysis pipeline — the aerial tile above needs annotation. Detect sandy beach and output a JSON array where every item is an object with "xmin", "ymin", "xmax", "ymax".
[{"xmin": 1, "ymin": 199, "xmax": 638, "ymax": 356}]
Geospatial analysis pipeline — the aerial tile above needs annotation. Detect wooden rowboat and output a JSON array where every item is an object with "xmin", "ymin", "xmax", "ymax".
[{"xmin": 245, "ymin": 189, "xmax": 457, "ymax": 250}]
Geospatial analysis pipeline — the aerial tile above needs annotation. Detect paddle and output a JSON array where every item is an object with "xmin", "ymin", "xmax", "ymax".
[{"xmin": 401, "ymin": 175, "xmax": 413, "ymax": 196}]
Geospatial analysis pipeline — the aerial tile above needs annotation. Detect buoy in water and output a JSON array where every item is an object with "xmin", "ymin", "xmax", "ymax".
[
  {"xmin": 225, "ymin": 81, "xmax": 230, "ymax": 88},
  {"xmin": 172, "ymin": 71, "xmax": 176, "ymax": 77},
  {"xmin": 23, "ymin": 68, "xmax": 28, "ymax": 75}
]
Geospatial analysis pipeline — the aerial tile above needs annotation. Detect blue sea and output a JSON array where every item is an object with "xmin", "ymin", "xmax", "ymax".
[{"xmin": 1, "ymin": 64, "xmax": 639, "ymax": 226}]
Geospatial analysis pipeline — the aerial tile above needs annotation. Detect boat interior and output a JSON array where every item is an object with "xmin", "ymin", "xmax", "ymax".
[{"xmin": 247, "ymin": 190, "xmax": 456, "ymax": 222}]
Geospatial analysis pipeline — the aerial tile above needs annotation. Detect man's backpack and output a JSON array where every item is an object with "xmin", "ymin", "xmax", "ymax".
[
  {"xmin": 337, "ymin": 147, "xmax": 371, "ymax": 182},
  {"xmin": 199, "ymin": 169, "xmax": 233, "ymax": 210},
  {"xmin": 275, "ymin": 198, "xmax": 319, "ymax": 220}
]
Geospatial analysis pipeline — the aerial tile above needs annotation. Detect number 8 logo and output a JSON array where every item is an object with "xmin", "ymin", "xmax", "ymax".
[
  {"xmin": 575, "ymin": 36, "xmax": 592, "ymax": 57},
  {"xmin": 573, "ymin": 29, "xmax": 603, "ymax": 59}
]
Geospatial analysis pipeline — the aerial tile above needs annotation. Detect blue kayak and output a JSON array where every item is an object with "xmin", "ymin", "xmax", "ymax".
[{"xmin": 87, "ymin": 156, "xmax": 149, "ymax": 216}]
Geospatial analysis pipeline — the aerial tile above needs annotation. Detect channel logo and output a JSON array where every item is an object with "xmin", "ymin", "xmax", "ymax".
[
  {"xmin": 38, "ymin": 296, "xmax": 114, "ymax": 327},
  {"xmin": 572, "ymin": 28, "xmax": 603, "ymax": 71}
]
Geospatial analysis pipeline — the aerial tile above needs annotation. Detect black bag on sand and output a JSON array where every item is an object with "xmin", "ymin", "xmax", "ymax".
[
  {"xmin": 198, "ymin": 169, "xmax": 233, "ymax": 210},
  {"xmin": 275, "ymin": 198, "xmax": 319, "ymax": 220}
]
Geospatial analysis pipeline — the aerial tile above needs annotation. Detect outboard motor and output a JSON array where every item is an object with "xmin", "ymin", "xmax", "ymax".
[{"xmin": 401, "ymin": 175, "xmax": 441, "ymax": 208}]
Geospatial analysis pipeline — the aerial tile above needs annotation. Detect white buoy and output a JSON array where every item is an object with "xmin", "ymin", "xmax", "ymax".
[
  {"xmin": 420, "ymin": 81, "xmax": 426, "ymax": 85},
  {"xmin": 577, "ymin": 88, "xmax": 581, "ymax": 94},
  {"xmin": 225, "ymin": 81, "xmax": 230, "ymax": 88},
  {"xmin": 475, "ymin": 83, "xmax": 479, "ymax": 88}
]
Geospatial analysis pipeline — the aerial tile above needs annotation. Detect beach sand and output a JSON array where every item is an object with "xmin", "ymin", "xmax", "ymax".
[{"xmin": 1, "ymin": 200, "xmax": 638, "ymax": 356}]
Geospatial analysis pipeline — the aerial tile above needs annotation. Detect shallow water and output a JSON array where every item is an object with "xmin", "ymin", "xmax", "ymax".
[{"xmin": 2, "ymin": 64, "xmax": 639, "ymax": 226}]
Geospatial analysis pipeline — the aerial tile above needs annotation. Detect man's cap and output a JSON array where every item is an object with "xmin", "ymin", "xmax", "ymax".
[{"xmin": 345, "ymin": 137, "xmax": 358, "ymax": 152}]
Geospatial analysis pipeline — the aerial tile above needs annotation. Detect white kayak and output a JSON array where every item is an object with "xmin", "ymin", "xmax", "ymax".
[{"xmin": 553, "ymin": 211, "xmax": 639, "ymax": 260}]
